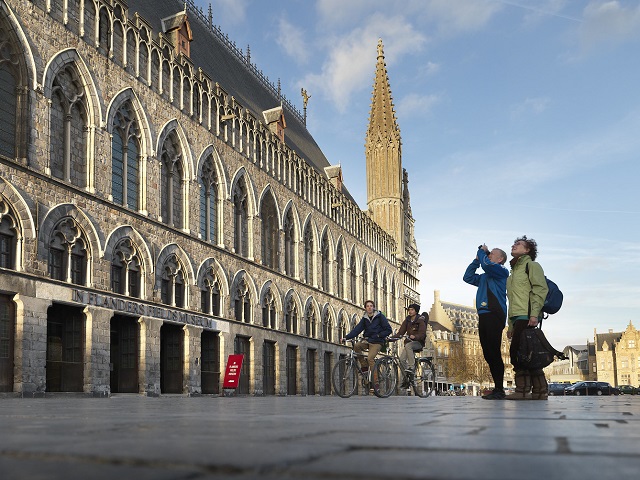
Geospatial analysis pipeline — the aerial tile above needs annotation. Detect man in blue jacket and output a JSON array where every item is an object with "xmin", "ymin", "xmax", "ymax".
[
  {"xmin": 341, "ymin": 300, "xmax": 392, "ymax": 377},
  {"xmin": 463, "ymin": 244, "xmax": 508, "ymax": 400}
]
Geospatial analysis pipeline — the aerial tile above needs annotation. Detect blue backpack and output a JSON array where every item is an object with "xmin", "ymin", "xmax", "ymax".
[{"xmin": 526, "ymin": 264, "xmax": 563, "ymax": 319}]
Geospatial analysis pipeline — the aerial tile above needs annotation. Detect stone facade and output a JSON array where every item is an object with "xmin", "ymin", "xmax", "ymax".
[
  {"xmin": 0, "ymin": 0, "xmax": 420, "ymax": 395},
  {"xmin": 589, "ymin": 322, "xmax": 640, "ymax": 387}
]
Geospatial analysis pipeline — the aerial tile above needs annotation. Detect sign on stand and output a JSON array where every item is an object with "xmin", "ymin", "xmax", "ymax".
[{"xmin": 222, "ymin": 354, "xmax": 244, "ymax": 394}]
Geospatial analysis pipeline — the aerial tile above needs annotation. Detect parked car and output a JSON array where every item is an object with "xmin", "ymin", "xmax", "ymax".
[
  {"xmin": 619, "ymin": 385, "xmax": 638, "ymax": 395},
  {"xmin": 564, "ymin": 381, "xmax": 620, "ymax": 396},
  {"xmin": 548, "ymin": 383, "xmax": 567, "ymax": 396}
]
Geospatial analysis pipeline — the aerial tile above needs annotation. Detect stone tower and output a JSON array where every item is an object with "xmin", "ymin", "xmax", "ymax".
[{"xmin": 365, "ymin": 39, "xmax": 420, "ymax": 309}]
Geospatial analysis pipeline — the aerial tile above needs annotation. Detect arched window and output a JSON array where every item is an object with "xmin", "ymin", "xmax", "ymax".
[
  {"xmin": 260, "ymin": 194, "xmax": 279, "ymax": 270},
  {"xmin": 361, "ymin": 260, "xmax": 368, "ymax": 304},
  {"xmin": 199, "ymin": 156, "xmax": 217, "ymax": 243},
  {"xmin": 350, "ymin": 251, "xmax": 357, "ymax": 303},
  {"xmin": 381, "ymin": 275, "xmax": 388, "ymax": 318},
  {"xmin": 305, "ymin": 304, "xmax": 316, "ymax": 338},
  {"xmin": 339, "ymin": 318, "xmax": 347, "ymax": 341},
  {"xmin": 111, "ymin": 238, "xmax": 141, "ymax": 298},
  {"xmin": 232, "ymin": 179, "xmax": 248, "ymax": 257},
  {"xmin": 320, "ymin": 233, "xmax": 329, "ymax": 291},
  {"xmin": 0, "ymin": 28, "xmax": 18, "ymax": 158},
  {"xmin": 261, "ymin": 288, "xmax": 276, "ymax": 329},
  {"xmin": 372, "ymin": 266, "xmax": 379, "ymax": 310},
  {"xmin": 322, "ymin": 310, "xmax": 332, "ymax": 342},
  {"xmin": 160, "ymin": 132, "xmax": 184, "ymax": 229},
  {"xmin": 0, "ymin": 200, "xmax": 17, "ymax": 269},
  {"xmin": 112, "ymin": 102, "xmax": 141, "ymax": 210},
  {"xmin": 336, "ymin": 241, "xmax": 344, "ymax": 299},
  {"xmin": 201, "ymin": 267, "xmax": 221, "ymax": 316},
  {"xmin": 285, "ymin": 297, "xmax": 297, "ymax": 334},
  {"xmin": 50, "ymin": 65, "xmax": 88, "ymax": 187},
  {"xmin": 160, "ymin": 254, "xmax": 185, "ymax": 308},
  {"xmin": 390, "ymin": 281, "xmax": 397, "ymax": 322},
  {"xmin": 283, "ymin": 209, "xmax": 295, "ymax": 277},
  {"xmin": 48, "ymin": 218, "xmax": 87, "ymax": 285},
  {"xmin": 303, "ymin": 224, "xmax": 313, "ymax": 284},
  {"xmin": 234, "ymin": 278, "xmax": 251, "ymax": 323}
]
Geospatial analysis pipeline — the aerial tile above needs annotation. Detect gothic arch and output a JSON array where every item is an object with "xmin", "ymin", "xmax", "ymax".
[
  {"xmin": 301, "ymin": 213, "xmax": 319, "ymax": 247},
  {"xmin": 195, "ymin": 257, "xmax": 230, "ymax": 299},
  {"xmin": 105, "ymin": 88, "xmax": 154, "ymax": 159},
  {"xmin": 259, "ymin": 280, "xmax": 284, "ymax": 327},
  {"xmin": 319, "ymin": 224, "xmax": 335, "ymax": 262},
  {"xmin": 228, "ymin": 166, "xmax": 257, "ymax": 216},
  {"xmin": 281, "ymin": 200, "xmax": 301, "ymax": 241},
  {"xmin": 258, "ymin": 185, "xmax": 282, "ymax": 230},
  {"xmin": 196, "ymin": 145, "xmax": 229, "ymax": 193},
  {"xmin": 0, "ymin": 176, "xmax": 35, "ymax": 240},
  {"xmin": 0, "ymin": 1, "xmax": 37, "ymax": 90},
  {"xmin": 283, "ymin": 289, "xmax": 303, "ymax": 319},
  {"xmin": 156, "ymin": 119, "xmax": 194, "ymax": 181},
  {"xmin": 42, "ymin": 49, "xmax": 102, "ymax": 128},
  {"xmin": 303, "ymin": 296, "xmax": 321, "ymax": 337},
  {"xmin": 104, "ymin": 225, "xmax": 153, "ymax": 275},
  {"xmin": 38, "ymin": 203, "xmax": 102, "ymax": 261},
  {"xmin": 230, "ymin": 269, "xmax": 259, "ymax": 321},
  {"xmin": 155, "ymin": 243, "xmax": 195, "ymax": 287}
]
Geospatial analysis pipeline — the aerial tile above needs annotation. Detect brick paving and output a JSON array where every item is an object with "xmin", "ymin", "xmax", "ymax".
[{"xmin": 1, "ymin": 394, "xmax": 639, "ymax": 479}]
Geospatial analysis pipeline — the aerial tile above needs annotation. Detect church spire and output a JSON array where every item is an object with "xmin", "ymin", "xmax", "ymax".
[{"xmin": 365, "ymin": 38, "xmax": 403, "ymax": 257}]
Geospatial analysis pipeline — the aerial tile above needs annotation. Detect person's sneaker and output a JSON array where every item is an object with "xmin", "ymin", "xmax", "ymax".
[{"xmin": 482, "ymin": 390, "xmax": 506, "ymax": 400}]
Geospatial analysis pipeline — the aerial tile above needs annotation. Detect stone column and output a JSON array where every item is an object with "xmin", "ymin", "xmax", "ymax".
[
  {"xmin": 183, "ymin": 324, "xmax": 203, "ymax": 395},
  {"xmin": 138, "ymin": 317, "xmax": 162, "ymax": 396},
  {"xmin": 84, "ymin": 306, "xmax": 112, "ymax": 396}
]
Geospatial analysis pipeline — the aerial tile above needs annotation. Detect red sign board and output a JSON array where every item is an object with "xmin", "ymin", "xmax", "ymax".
[{"xmin": 223, "ymin": 354, "xmax": 244, "ymax": 389}]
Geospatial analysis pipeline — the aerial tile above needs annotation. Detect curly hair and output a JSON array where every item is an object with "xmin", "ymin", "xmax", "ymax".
[{"xmin": 514, "ymin": 235, "xmax": 538, "ymax": 261}]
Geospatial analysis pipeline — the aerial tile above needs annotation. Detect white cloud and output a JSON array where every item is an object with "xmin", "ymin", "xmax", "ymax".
[
  {"xmin": 510, "ymin": 96, "xmax": 551, "ymax": 118},
  {"xmin": 579, "ymin": 1, "xmax": 640, "ymax": 50},
  {"xmin": 301, "ymin": 13, "xmax": 427, "ymax": 112},
  {"xmin": 397, "ymin": 93, "xmax": 442, "ymax": 119},
  {"xmin": 275, "ymin": 16, "xmax": 309, "ymax": 65},
  {"xmin": 421, "ymin": 0, "xmax": 504, "ymax": 35},
  {"xmin": 211, "ymin": 0, "xmax": 248, "ymax": 25}
]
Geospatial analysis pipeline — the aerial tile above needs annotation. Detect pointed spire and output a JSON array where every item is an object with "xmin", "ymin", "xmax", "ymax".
[{"xmin": 367, "ymin": 38, "xmax": 400, "ymax": 140}]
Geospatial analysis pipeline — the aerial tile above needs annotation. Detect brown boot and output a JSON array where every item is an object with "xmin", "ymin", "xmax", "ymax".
[
  {"xmin": 531, "ymin": 370, "xmax": 549, "ymax": 400},
  {"xmin": 505, "ymin": 371, "xmax": 532, "ymax": 400}
]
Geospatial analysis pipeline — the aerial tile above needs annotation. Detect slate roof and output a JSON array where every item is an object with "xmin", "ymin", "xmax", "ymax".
[
  {"xmin": 594, "ymin": 332, "xmax": 622, "ymax": 351},
  {"xmin": 131, "ymin": 0, "xmax": 351, "ymax": 196}
]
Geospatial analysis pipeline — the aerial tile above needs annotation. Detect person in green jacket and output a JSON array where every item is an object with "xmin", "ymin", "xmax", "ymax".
[{"xmin": 505, "ymin": 235, "xmax": 549, "ymax": 400}]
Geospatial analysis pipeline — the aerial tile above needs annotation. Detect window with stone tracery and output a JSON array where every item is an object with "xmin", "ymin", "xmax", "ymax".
[
  {"xmin": 112, "ymin": 102, "xmax": 141, "ymax": 210},
  {"xmin": 361, "ymin": 260, "xmax": 368, "ymax": 304},
  {"xmin": 160, "ymin": 254, "xmax": 185, "ymax": 308},
  {"xmin": 381, "ymin": 275, "xmax": 388, "ymax": 317},
  {"xmin": 283, "ymin": 209, "xmax": 295, "ymax": 277},
  {"xmin": 48, "ymin": 218, "xmax": 87, "ymax": 285},
  {"xmin": 372, "ymin": 266, "xmax": 379, "ymax": 310},
  {"xmin": 261, "ymin": 288, "xmax": 277, "ymax": 329},
  {"xmin": 285, "ymin": 297, "xmax": 297, "ymax": 334},
  {"xmin": 260, "ymin": 194, "xmax": 279, "ymax": 270},
  {"xmin": 199, "ymin": 156, "xmax": 218, "ymax": 243},
  {"xmin": 350, "ymin": 251, "xmax": 357, "ymax": 303},
  {"xmin": 160, "ymin": 132, "xmax": 184, "ymax": 229},
  {"xmin": 320, "ymin": 233, "xmax": 329, "ymax": 291},
  {"xmin": 111, "ymin": 238, "xmax": 141, "ymax": 298},
  {"xmin": 303, "ymin": 224, "xmax": 313, "ymax": 284},
  {"xmin": 0, "ymin": 25, "xmax": 19, "ymax": 159},
  {"xmin": 201, "ymin": 267, "xmax": 221, "ymax": 316},
  {"xmin": 49, "ymin": 65, "xmax": 88, "ymax": 187},
  {"xmin": 336, "ymin": 241, "xmax": 344, "ymax": 299},
  {"xmin": 322, "ymin": 310, "xmax": 332, "ymax": 342},
  {"xmin": 0, "ymin": 199, "xmax": 17, "ymax": 270},
  {"xmin": 305, "ymin": 304, "xmax": 316, "ymax": 338},
  {"xmin": 233, "ymin": 179, "xmax": 249, "ymax": 257},
  {"xmin": 234, "ymin": 277, "xmax": 251, "ymax": 323}
]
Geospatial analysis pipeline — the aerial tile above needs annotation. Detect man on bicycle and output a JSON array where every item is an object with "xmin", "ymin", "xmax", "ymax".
[
  {"xmin": 341, "ymin": 300, "xmax": 392, "ymax": 382},
  {"xmin": 390, "ymin": 304, "xmax": 427, "ymax": 388}
]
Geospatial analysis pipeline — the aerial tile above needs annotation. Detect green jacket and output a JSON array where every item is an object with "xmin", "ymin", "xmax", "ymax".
[{"xmin": 506, "ymin": 255, "xmax": 548, "ymax": 320}]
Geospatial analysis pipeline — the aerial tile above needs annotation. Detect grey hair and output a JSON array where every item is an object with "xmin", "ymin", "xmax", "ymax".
[{"xmin": 493, "ymin": 248, "xmax": 507, "ymax": 265}]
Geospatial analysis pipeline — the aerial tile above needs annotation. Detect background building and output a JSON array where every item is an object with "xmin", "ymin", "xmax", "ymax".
[{"xmin": 0, "ymin": 0, "xmax": 419, "ymax": 396}]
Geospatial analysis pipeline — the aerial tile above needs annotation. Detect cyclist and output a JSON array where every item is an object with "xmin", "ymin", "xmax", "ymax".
[
  {"xmin": 341, "ymin": 300, "xmax": 392, "ymax": 385},
  {"xmin": 390, "ymin": 304, "xmax": 427, "ymax": 388}
]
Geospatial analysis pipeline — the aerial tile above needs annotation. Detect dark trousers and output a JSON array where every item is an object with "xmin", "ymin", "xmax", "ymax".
[
  {"xmin": 479, "ymin": 311, "xmax": 505, "ymax": 391},
  {"xmin": 509, "ymin": 318, "xmax": 529, "ymax": 372}
]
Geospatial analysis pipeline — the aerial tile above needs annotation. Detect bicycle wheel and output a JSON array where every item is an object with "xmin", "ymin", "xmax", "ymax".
[
  {"xmin": 332, "ymin": 358, "xmax": 359, "ymax": 398},
  {"xmin": 412, "ymin": 358, "xmax": 436, "ymax": 398},
  {"xmin": 373, "ymin": 357, "xmax": 397, "ymax": 398}
]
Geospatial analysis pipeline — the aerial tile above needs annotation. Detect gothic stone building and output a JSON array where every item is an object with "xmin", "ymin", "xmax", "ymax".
[
  {"xmin": 588, "ymin": 322, "xmax": 640, "ymax": 387},
  {"xmin": 0, "ymin": 0, "xmax": 420, "ymax": 396}
]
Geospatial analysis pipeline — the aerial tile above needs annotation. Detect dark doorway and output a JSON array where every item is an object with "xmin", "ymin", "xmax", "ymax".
[
  {"xmin": 46, "ymin": 304, "xmax": 85, "ymax": 392},
  {"xmin": 160, "ymin": 323, "xmax": 184, "ymax": 394},
  {"xmin": 263, "ymin": 341, "xmax": 276, "ymax": 395},
  {"xmin": 110, "ymin": 315, "xmax": 139, "ymax": 393},
  {"xmin": 0, "ymin": 294, "xmax": 15, "ymax": 392},
  {"xmin": 201, "ymin": 330, "xmax": 220, "ymax": 394},
  {"xmin": 324, "ymin": 351, "xmax": 333, "ymax": 395},
  {"xmin": 286, "ymin": 345, "xmax": 297, "ymax": 395},
  {"xmin": 234, "ymin": 336, "xmax": 251, "ymax": 394},
  {"xmin": 306, "ymin": 349, "xmax": 316, "ymax": 395}
]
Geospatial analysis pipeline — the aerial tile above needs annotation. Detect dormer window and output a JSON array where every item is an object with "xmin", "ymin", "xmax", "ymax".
[
  {"xmin": 161, "ymin": 11, "xmax": 193, "ymax": 57},
  {"xmin": 262, "ymin": 106, "xmax": 286, "ymax": 143}
]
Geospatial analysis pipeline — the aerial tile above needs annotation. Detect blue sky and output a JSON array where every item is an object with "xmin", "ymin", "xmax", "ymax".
[{"xmin": 193, "ymin": 0, "xmax": 640, "ymax": 347}]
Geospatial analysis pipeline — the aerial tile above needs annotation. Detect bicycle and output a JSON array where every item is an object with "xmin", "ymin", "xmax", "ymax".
[
  {"xmin": 373, "ymin": 336, "xmax": 436, "ymax": 398},
  {"xmin": 331, "ymin": 338, "xmax": 375, "ymax": 398}
]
